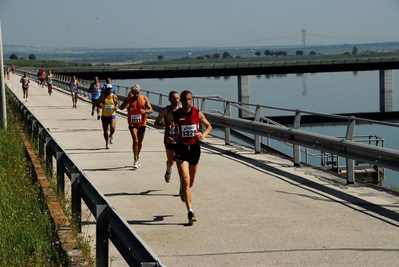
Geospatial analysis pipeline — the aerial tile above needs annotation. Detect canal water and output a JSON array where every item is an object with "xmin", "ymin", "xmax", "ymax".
[{"xmin": 115, "ymin": 70, "xmax": 399, "ymax": 188}]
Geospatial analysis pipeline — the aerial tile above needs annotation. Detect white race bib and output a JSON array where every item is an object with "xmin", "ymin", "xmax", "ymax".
[
  {"xmin": 181, "ymin": 124, "xmax": 197, "ymax": 137},
  {"xmin": 105, "ymin": 105, "xmax": 114, "ymax": 112},
  {"xmin": 130, "ymin": 114, "xmax": 141, "ymax": 123}
]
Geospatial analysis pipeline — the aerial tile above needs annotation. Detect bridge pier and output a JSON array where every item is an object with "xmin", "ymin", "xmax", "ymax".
[
  {"xmin": 379, "ymin": 70, "xmax": 393, "ymax": 112},
  {"xmin": 238, "ymin": 76, "xmax": 250, "ymax": 118}
]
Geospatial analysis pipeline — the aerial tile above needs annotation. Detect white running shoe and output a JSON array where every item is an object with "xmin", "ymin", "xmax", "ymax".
[
  {"xmin": 133, "ymin": 159, "xmax": 140, "ymax": 169},
  {"xmin": 105, "ymin": 143, "xmax": 110, "ymax": 149},
  {"xmin": 109, "ymin": 135, "xmax": 114, "ymax": 144}
]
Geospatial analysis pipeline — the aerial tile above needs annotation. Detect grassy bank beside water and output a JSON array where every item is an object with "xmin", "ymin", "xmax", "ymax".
[{"xmin": 0, "ymin": 96, "xmax": 64, "ymax": 266}]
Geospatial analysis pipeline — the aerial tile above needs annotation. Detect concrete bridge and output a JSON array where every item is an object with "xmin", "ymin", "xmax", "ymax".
[
  {"xmin": 5, "ymin": 73, "xmax": 399, "ymax": 267},
  {"xmin": 50, "ymin": 57, "xmax": 399, "ymax": 113}
]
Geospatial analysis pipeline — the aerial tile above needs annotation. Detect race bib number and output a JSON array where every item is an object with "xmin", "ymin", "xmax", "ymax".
[
  {"xmin": 181, "ymin": 124, "xmax": 197, "ymax": 138},
  {"xmin": 105, "ymin": 105, "xmax": 114, "ymax": 112},
  {"xmin": 130, "ymin": 114, "xmax": 141, "ymax": 123}
]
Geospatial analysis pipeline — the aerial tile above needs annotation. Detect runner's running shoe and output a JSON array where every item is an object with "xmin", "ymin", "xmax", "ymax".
[
  {"xmin": 188, "ymin": 211, "xmax": 197, "ymax": 225},
  {"xmin": 133, "ymin": 159, "xmax": 140, "ymax": 169},
  {"xmin": 164, "ymin": 171, "xmax": 171, "ymax": 183}
]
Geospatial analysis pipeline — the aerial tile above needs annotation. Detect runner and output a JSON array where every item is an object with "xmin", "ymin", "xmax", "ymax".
[
  {"xmin": 98, "ymin": 84, "xmax": 118, "ymax": 149},
  {"xmin": 88, "ymin": 76, "xmax": 102, "ymax": 119},
  {"xmin": 39, "ymin": 69, "xmax": 46, "ymax": 87},
  {"xmin": 120, "ymin": 84, "xmax": 153, "ymax": 169},
  {"xmin": 69, "ymin": 76, "xmax": 80, "ymax": 108},
  {"xmin": 167, "ymin": 90, "xmax": 212, "ymax": 225},
  {"xmin": 46, "ymin": 70, "xmax": 54, "ymax": 95},
  {"xmin": 102, "ymin": 77, "xmax": 116, "ymax": 94},
  {"xmin": 19, "ymin": 72, "xmax": 30, "ymax": 102},
  {"xmin": 154, "ymin": 91, "xmax": 180, "ymax": 182}
]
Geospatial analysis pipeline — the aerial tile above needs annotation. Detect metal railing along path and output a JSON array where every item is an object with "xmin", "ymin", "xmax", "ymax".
[
  {"xmin": 6, "ymin": 84, "xmax": 165, "ymax": 267},
  {"xmin": 6, "ymin": 70, "xmax": 399, "ymax": 267},
  {"xmin": 15, "ymin": 69, "xmax": 399, "ymax": 185}
]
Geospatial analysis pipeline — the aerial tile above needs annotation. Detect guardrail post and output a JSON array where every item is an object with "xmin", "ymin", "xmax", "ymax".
[
  {"xmin": 45, "ymin": 137, "xmax": 53, "ymax": 177},
  {"xmin": 254, "ymin": 105, "xmax": 261, "ymax": 154},
  {"xmin": 293, "ymin": 110, "xmax": 302, "ymax": 167},
  {"xmin": 224, "ymin": 102, "xmax": 231, "ymax": 145},
  {"xmin": 200, "ymin": 98, "xmax": 207, "ymax": 133},
  {"xmin": 71, "ymin": 173, "xmax": 82, "ymax": 233},
  {"xmin": 32, "ymin": 119, "xmax": 38, "ymax": 141},
  {"xmin": 38, "ymin": 126, "xmax": 45, "ymax": 157},
  {"xmin": 345, "ymin": 116, "xmax": 356, "ymax": 184},
  {"xmin": 55, "ymin": 147, "xmax": 65, "ymax": 196},
  {"xmin": 96, "ymin": 205, "xmax": 110, "ymax": 267}
]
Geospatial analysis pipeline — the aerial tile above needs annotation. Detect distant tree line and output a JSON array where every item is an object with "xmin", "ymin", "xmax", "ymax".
[
  {"xmin": 8, "ymin": 53, "xmax": 37, "ymax": 60},
  {"xmin": 156, "ymin": 45, "xmax": 364, "ymax": 61},
  {"xmin": 157, "ymin": 48, "xmax": 323, "ymax": 61}
]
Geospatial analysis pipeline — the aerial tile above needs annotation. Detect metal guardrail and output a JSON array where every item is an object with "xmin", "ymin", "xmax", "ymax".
[
  {"xmin": 6, "ymin": 82, "xmax": 165, "ymax": 267},
  {"xmin": 11, "ymin": 70, "xmax": 399, "ymax": 265},
  {"xmin": 16, "ymin": 69, "xmax": 399, "ymax": 185}
]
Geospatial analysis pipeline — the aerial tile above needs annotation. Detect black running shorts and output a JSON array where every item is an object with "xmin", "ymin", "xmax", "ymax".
[{"xmin": 174, "ymin": 143, "xmax": 201, "ymax": 165}]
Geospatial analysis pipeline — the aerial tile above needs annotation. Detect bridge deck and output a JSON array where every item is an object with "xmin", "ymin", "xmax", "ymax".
[{"xmin": 5, "ymin": 74, "xmax": 399, "ymax": 267}]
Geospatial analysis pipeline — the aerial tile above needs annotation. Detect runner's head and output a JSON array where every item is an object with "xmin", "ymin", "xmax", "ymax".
[
  {"xmin": 180, "ymin": 90, "xmax": 193, "ymax": 111},
  {"xmin": 131, "ymin": 84, "xmax": 140, "ymax": 100},
  {"xmin": 168, "ymin": 90, "xmax": 180, "ymax": 107}
]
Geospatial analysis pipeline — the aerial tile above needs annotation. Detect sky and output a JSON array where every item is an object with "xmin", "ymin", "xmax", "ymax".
[{"xmin": 0, "ymin": 0, "xmax": 398, "ymax": 49}]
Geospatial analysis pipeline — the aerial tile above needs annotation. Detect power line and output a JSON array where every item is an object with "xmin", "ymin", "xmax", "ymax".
[{"xmin": 202, "ymin": 34, "xmax": 300, "ymax": 48}]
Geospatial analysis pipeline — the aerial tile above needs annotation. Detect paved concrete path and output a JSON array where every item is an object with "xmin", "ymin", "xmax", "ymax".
[{"xmin": 5, "ymin": 73, "xmax": 399, "ymax": 267}]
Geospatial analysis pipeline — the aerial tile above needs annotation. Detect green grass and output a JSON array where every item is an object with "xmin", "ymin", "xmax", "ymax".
[
  {"xmin": 0, "ymin": 96, "xmax": 65, "ymax": 266},
  {"xmin": 4, "ymin": 59, "xmax": 92, "ymax": 68},
  {"xmin": 141, "ymin": 51, "xmax": 399, "ymax": 66}
]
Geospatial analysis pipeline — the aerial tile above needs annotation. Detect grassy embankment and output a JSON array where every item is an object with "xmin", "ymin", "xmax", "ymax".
[
  {"xmin": 141, "ymin": 51, "xmax": 399, "ymax": 66},
  {"xmin": 4, "ymin": 59, "xmax": 90, "ymax": 68},
  {"xmin": 0, "ymin": 95, "xmax": 65, "ymax": 266}
]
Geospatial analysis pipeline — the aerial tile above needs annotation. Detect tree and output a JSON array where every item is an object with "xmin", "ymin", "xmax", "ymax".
[
  {"xmin": 212, "ymin": 53, "xmax": 221, "ymax": 59},
  {"xmin": 9, "ymin": 53, "xmax": 18, "ymax": 60},
  {"xmin": 264, "ymin": 50, "xmax": 271, "ymax": 56},
  {"xmin": 255, "ymin": 51, "xmax": 262, "ymax": 57},
  {"xmin": 222, "ymin": 51, "xmax": 231, "ymax": 59},
  {"xmin": 29, "ymin": 53, "xmax": 37, "ymax": 60},
  {"xmin": 295, "ymin": 50, "xmax": 304, "ymax": 56},
  {"xmin": 204, "ymin": 54, "xmax": 211, "ymax": 59},
  {"xmin": 157, "ymin": 55, "xmax": 164, "ymax": 61},
  {"xmin": 309, "ymin": 51, "xmax": 316, "ymax": 56},
  {"xmin": 352, "ymin": 46, "xmax": 358, "ymax": 55}
]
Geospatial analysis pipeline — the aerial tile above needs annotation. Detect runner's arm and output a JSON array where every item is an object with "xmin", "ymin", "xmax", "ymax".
[
  {"xmin": 196, "ymin": 111, "xmax": 212, "ymax": 141},
  {"xmin": 119, "ymin": 96, "xmax": 130, "ymax": 110},
  {"xmin": 144, "ymin": 97, "xmax": 154, "ymax": 114},
  {"xmin": 154, "ymin": 108, "xmax": 167, "ymax": 128}
]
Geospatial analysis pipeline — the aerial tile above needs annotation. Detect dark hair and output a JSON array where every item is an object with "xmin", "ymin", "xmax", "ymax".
[
  {"xmin": 168, "ymin": 91, "xmax": 178, "ymax": 98},
  {"xmin": 180, "ymin": 90, "xmax": 192, "ymax": 99}
]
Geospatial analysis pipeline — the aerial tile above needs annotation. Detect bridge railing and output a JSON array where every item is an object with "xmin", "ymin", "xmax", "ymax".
[
  {"xmin": 15, "ymin": 70, "xmax": 399, "ymax": 184},
  {"xmin": 35, "ymin": 56, "xmax": 399, "ymax": 74},
  {"xmin": 6, "ymin": 82, "xmax": 166, "ymax": 267}
]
